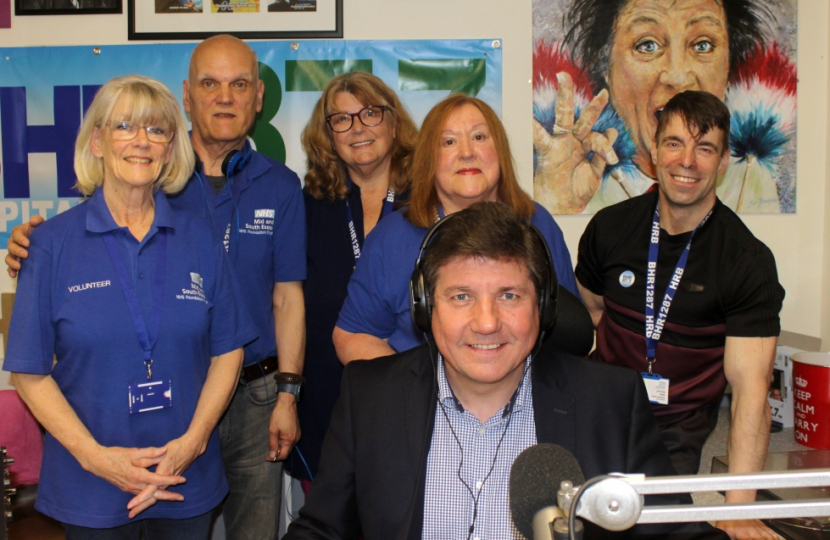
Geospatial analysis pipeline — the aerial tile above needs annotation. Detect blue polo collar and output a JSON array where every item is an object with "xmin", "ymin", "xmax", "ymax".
[{"xmin": 86, "ymin": 187, "xmax": 175, "ymax": 235}]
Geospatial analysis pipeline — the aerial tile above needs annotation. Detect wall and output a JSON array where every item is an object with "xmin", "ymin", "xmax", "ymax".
[
  {"xmin": 822, "ymin": 2, "xmax": 830, "ymax": 350},
  {"xmin": 0, "ymin": 0, "xmax": 828, "ymax": 358}
]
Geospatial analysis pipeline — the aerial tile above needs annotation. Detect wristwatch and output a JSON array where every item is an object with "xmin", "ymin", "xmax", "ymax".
[{"xmin": 275, "ymin": 372, "xmax": 305, "ymax": 401}]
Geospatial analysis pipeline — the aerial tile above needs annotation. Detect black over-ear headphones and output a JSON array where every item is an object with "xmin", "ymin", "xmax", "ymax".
[
  {"xmin": 221, "ymin": 140, "xmax": 253, "ymax": 177},
  {"xmin": 409, "ymin": 212, "xmax": 558, "ymax": 338}
]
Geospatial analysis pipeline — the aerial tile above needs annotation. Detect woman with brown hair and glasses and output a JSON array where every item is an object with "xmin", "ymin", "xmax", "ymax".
[{"xmin": 293, "ymin": 71, "xmax": 418, "ymax": 483}]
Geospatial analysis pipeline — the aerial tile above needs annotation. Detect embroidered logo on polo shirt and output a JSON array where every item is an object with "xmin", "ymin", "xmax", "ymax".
[
  {"xmin": 68, "ymin": 280, "xmax": 111, "ymax": 293},
  {"xmin": 175, "ymin": 272, "xmax": 207, "ymax": 303},
  {"xmin": 619, "ymin": 270, "xmax": 635, "ymax": 288},
  {"xmin": 239, "ymin": 208, "xmax": 275, "ymax": 236}
]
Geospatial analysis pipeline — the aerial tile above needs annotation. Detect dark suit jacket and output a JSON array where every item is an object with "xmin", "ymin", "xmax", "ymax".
[{"xmin": 285, "ymin": 345, "xmax": 728, "ymax": 540}]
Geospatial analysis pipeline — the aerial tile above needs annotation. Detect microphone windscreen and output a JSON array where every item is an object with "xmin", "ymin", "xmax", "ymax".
[{"xmin": 510, "ymin": 443, "xmax": 585, "ymax": 539}]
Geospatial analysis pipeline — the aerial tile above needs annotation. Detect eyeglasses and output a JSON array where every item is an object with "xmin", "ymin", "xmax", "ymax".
[
  {"xmin": 107, "ymin": 121, "xmax": 173, "ymax": 143},
  {"xmin": 326, "ymin": 106, "xmax": 389, "ymax": 133}
]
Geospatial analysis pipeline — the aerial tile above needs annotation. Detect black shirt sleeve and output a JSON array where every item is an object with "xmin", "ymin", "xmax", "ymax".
[
  {"xmin": 575, "ymin": 214, "xmax": 606, "ymax": 296},
  {"xmin": 722, "ymin": 241, "xmax": 784, "ymax": 337}
]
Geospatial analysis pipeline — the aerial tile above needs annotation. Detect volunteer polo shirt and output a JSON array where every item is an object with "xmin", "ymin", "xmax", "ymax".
[
  {"xmin": 168, "ymin": 144, "xmax": 307, "ymax": 366},
  {"xmin": 4, "ymin": 188, "xmax": 256, "ymax": 527}
]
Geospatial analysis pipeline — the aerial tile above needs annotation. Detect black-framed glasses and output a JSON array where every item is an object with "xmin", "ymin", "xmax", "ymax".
[
  {"xmin": 107, "ymin": 121, "xmax": 173, "ymax": 143},
  {"xmin": 326, "ymin": 106, "xmax": 389, "ymax": 133}
]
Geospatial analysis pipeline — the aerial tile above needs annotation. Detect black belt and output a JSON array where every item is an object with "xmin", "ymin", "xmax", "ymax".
[{"xmin": 240, "ymin": 356, "xmax": 278, "ymax": 383}]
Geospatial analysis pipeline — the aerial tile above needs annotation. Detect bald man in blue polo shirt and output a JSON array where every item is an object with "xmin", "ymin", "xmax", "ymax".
[{"xmin": 7, "ymin": 35, "xmax": 306, "ymax": 540}]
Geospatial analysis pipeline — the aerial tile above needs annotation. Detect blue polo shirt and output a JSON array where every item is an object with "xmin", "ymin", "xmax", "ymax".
[
  {"xmin": 168, "ymin": 143, "xmax": 307, "ymax": 367},
  {"xmin": 335, "ymin": 203, "xmax": 578, "ymax": 353},
  {"xmin": 3, "ymin": 188, "xmax": 256, "ymax": 528}
]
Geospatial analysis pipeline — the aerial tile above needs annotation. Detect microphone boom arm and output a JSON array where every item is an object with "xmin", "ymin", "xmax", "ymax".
[{"xmin": 575, "ymin": 469, "xmax": 830, "ymax": 531}]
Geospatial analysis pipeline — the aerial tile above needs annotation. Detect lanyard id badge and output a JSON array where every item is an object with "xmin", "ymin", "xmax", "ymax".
[
  {"xmin": 346, "ymin": 181, "xmax": 395, "ymax": 265},
  {"xmin": 641, "ymin": 372, "xmax": 670, "ymax": 405},
  {"xmin": 643, "ymin": 202, "xmax": 712, "ymax": 405},
  {"xmin": 103, "ymin": 229, "xmax": 173, "ymax": 414},
  {"xmin": 129, "ymin": 379, "xmax": 173, "ymax": 414}
]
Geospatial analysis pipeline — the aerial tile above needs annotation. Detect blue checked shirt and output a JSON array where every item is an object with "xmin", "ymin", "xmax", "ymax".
[{"xmin": 422, "ymin": 355, "xmax": 537, "ymax": 540}]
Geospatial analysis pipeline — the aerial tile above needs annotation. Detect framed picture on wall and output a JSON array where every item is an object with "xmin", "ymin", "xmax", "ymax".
[
  {"xmin": 15, "ymin": 0, "xmax": 121, "ymax": 15},
  {"xmin": 129, "ymin": 0, "xmax": 341, "ymax": 40}
]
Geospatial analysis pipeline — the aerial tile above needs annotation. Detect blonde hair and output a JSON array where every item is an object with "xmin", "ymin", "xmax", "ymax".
[
  {"xmin": 406, "ymin": 94, "xmax": 535, "ymax": 228},
  {"xmin": 301, "ymin": 71, "xmax": 418, "ymax": 201},
  {"xmin": 74, "ymin": 75, "xmax": 194, "ymax": 197}
]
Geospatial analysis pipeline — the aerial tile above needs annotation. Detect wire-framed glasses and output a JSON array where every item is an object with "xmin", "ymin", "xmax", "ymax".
[{"xmin": 107, "ymin": 121, "xmax": 173, "ymax": 143}]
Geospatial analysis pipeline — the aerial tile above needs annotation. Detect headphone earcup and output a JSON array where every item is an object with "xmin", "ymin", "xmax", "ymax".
[
  {"xmin": 409, "ymin": 265, "xmax": 432, "ymax": 333},
  {"xmin": 531, "ymin": 224, "xmax": 558, "ymax": 336},
  {"xmin": 221, "ymin": 146, "xmax": 252, "ymax": 177},
  {"xmin": 221, "ymin": 150, "xmax": 239, "ymax": 177},
  {"xmin": 538, "ymin": 273, "xmax": 558, "ymax": 335}
]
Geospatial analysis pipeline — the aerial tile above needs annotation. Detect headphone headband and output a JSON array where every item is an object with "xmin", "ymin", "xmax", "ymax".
[{"xmin": 409, "ymin": 211, "xmax": 558, "ymax": 342}]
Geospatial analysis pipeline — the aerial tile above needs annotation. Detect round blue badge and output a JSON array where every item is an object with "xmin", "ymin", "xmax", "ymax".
[{"xmin": 619, "ymin": 270, "xmax": 635, "ymax": 288}]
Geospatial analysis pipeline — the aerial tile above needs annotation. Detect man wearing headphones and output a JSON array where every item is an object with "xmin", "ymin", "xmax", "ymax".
[
  {"xmin": 6, "ymin": 35, "xmax": 306, "ymax": 540},
  {"xmin": 283, "ymin": 202, "xmax": 724, "ymax": 540}
]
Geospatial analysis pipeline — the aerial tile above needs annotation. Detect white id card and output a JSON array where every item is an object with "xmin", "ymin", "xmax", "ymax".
[
  {"xmin": 128, "ymin": 379, "xmax": 173, "ymax": 414},
  {"xmin": 641, "ymin": 373, "xmax": 669, "ymax": 405}
]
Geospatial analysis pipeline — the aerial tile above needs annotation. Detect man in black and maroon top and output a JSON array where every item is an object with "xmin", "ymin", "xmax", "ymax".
[{"xmin": 576, "ymin": 91, "xmax": 784, "ymax": 540}]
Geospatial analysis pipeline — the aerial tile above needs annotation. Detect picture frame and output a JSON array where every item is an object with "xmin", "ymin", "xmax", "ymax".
[
  {"xmin": 15, "ymin": 0, "xmax": 121, "ymax": 16},
  {"xmin": 128, "ymin": 0, "xmax": 342, "ymax": 41}
]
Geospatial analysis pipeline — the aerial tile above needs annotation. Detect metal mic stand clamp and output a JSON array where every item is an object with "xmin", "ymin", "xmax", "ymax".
[{"xmin": 552, "ymin": 481, "xmax": 584, "ymax": 540}]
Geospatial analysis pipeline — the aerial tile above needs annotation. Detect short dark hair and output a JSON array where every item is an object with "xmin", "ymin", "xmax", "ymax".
[
  {"xmin": 655, "ymin": 91, "xmax": 731, "ymax": 152},
  {"xmin": 563, "ymin": 0, "xmax": 770, "ymax": 93},
  {"xmin": 421, "ymin": 202, "xmax": 548, "ymax": 304}
]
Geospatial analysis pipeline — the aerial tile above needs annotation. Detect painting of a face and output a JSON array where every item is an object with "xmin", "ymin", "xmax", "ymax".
[{"xmin": 606, "ymin": 0, "xmax": 730, "ymax": 170}]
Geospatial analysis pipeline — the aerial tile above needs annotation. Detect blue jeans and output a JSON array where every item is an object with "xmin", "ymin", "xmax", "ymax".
[
  {"xmin": 63, "ymin": 510, "xmax": 213, "ymax": 540},
  {"xmin": 218, "ymin": 377, "xmax": 282, "ymax": 540}
]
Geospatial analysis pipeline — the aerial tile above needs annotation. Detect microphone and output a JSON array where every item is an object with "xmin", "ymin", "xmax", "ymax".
[{"xmin": 510, "ymin": 444, "xmax": 585, "ymax": 539}]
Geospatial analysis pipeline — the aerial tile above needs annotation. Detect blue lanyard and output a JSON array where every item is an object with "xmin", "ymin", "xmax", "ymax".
[
  {"xmin": 102, "ymin": 229, "xmax": 168, "ymax": 380},
  {"xmin": 193, "ymin": 165, "xmax": 240, "ymax": 259},
  {"xmin": 346, "ymin": 181, "xmax": 395, "ymax": 262},
  {"xmin": 644, "ymin": 203, "xmax": 712, "ymax": 372}
]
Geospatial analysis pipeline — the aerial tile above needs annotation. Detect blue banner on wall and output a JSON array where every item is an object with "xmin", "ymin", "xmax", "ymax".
[{"xmin": 0, "ymin": 39, "xmax": 502, "ymax": 244}]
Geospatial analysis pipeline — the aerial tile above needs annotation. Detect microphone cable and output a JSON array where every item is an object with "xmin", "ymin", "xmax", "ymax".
[
  {"xmin": 567, "ymin": 474, "xmax": 611, "ymax": 540},
  {"xmin": 436, "ymin": 361, "xmax": 528, "ymax": 540}
]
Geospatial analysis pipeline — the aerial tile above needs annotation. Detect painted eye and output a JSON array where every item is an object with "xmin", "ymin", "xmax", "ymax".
[
  {"xmin": 113, "ymin": 121, "xmax": 132, "ymax": 131},
  {"xmin": 692, "ymin": 40, "xmax": 714, "ymax": 53},
  {"xmin": 635, "ymin": 39, "xmax": 660, "ymax": 54}
]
